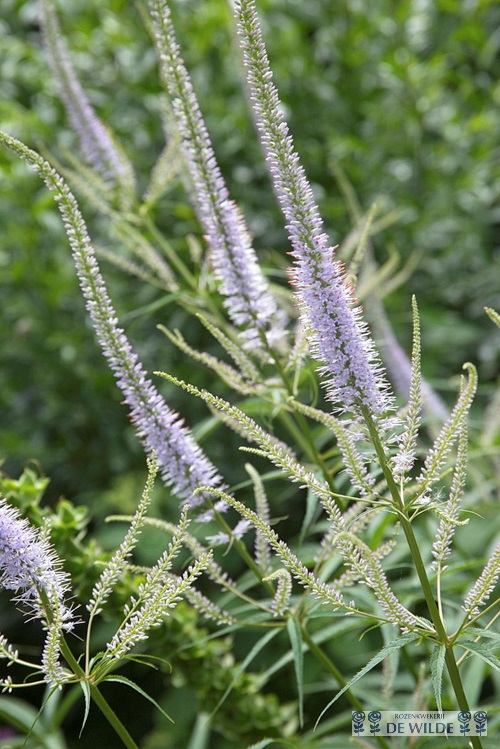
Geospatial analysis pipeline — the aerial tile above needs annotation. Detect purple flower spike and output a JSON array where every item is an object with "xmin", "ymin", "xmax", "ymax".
[
  {"xmin": 234, "ymin": 0, "xmax": 394, "ymax": 419},
  {"xmin": 149, "ymin": 0, "xmax": 287, "ymax": 351},
  {"xmin": 0, "ymin": 133, "xmax": 224, "ymax": 515},
  {"xmin": 66, "ymin": 180, "xmax": 226, "ymax": 510},
  {"xmin": 41, "ymin": 0, "xmax": 135, "ymax": 199},
  {"xmin": 0, "ymin": 500, "xmax": 75, "ymax": 630}
]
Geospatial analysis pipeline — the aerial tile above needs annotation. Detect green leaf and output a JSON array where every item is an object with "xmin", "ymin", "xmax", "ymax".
[
  {"xmin": 102, "ymin": 675, "xmax": 174, "ymax": 723},
  {"xmin": 460, "ymin": 627, "xmax": 500, "ymax": 643},
  {"xmin": 209, "ymin": 628, "xmax": 280, "ymax": 719},
  {"xmin": 430, "ymin": 644, "xmax": 446, "ymax": 713},
  {"xmin": 120, "ymin": 652, "xmax": 172, "ymax": 671},
  {"xmin": 315, "ymin": 632, "xmax": 419, "ymax": 726},
  {"xmin": 0, "ymin": 695, "xmax": 64, "ymax": 749},
  {"xmin": 79, "ymin": 679, "xmax": 91, "ymax": 737},
  {"xmin": 380, "ymin": 622, "xmax": 400, "ymax": 705},
  {"xmin": 244, "ymin": 740, "xmax": 280, "ymax": 749},
  {"xmin": 457, "ymin": 640, "xmax": 500, "ymax": 673},
  {"xmin": 262, "ymin": 618, "xmax": 362, "ymax": 681},
  {"xmin": 286, "ymin": 616, "xmax": 304, "ymax": 727},
  {"xmin": 461, "ymin": 647, "xmax": 489, "ymax": 708}
]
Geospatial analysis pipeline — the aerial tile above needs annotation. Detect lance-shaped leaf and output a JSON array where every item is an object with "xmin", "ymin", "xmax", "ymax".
[
  {"xmin": 430, "ymin": 644, "xmax": 446, "ymax": 713},
  {"xmin": 315, "ymin": 632, "xmax": 420, "ymax": 726}
]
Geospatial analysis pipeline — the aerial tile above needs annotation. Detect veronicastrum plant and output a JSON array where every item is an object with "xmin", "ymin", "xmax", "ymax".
[
  {"xmin": 0, "ymin": 453, "xmax": 214, "ymax": 748},
  {"xmin": 1, "ymin": 0, "xmax": 499, "ymax": 747}
]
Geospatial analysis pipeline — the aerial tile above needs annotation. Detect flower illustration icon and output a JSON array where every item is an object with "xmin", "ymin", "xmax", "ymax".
[
  {"xmin": 458, "ymin": 711, "xmax": 471, "ymax": 735},
  {"xmin": 352, "ymin": 711, "xmax": 366, "ymax": 735},
  {"xmin": 368, "ymin": 711, "xmax": 382, "ymax": 734},
  {"xmin": 473, "ymin": 711, "xmax": 487, "ymax": 735}
]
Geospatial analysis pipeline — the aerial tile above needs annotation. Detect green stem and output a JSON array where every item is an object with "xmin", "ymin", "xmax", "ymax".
[
  {"xmin": 144, "ymin": 216, "xmax": 198, "ymax": 289},
  {"xmin": 59, "ymin": 639, "xmax": 139, "ymax": 749},
  {"xmin": 300, "ymin": 626, "xmax": 391, "ymax": 749},
  {"xmin": 87, "ymin": 682, "xmax": 140, "ymax": 749},
  {"xmin": 362, "ymin": 408, "xmax": 483, "ymax": 749},
  {"xmin": 271, "ymin": 353, "xmax": 340, "ymax": 499}
]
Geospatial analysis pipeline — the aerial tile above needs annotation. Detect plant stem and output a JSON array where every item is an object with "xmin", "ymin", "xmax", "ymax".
[
  {"xmin": 300, "ymin": 625, "xmax": 391, "ymax": 749},
  {"xmin": 87, "ymin": 682, "xmax": 140, "ymax": 749},
  {"xmin": 363, "ymin": 408, "xmax": 483, "ymax": 749},
  {"xmin": 144, "ymin": 216, "xmax": 198, "ymax": 288},
  {"xmin": 59, "ymin": 638, "xmax": 140, "ymax": 749}
]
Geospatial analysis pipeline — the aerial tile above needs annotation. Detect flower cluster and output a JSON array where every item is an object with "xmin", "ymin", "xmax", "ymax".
[
  {"xmin": 1, "ymin": 132, "xmax": 225, "ymax": 518},
  {"xmin": 149, "ymin": 0, "xmax": 287, "ymax": 351},
  {"xmin": 234, "ymin": 0, "xmax": 394, "ymax": 419},
  {"xmin": 40, "ymin": 0, "xmax": 135, "ymax": 202},
  {"xmin": 0, "ymin": 499, "xmax": 75, "ymax": 631}
]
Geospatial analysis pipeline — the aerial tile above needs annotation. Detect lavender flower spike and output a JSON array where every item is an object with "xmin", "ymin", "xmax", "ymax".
[
  {"xmin": 0, "ymin": 132, "xmax": 224, "ymax": 514},
  {"xmin": 0, "ymin": 499, "xmax": 75, "ymax": 630},
  {"xmin": 149, "ymin": 0, "xmax": 287, "ymax": 351},
  {"xmin": 234, "ymin": 0, "xmax": 394, "ymax": 418},
  {"xmin": 40, "ymin": 0, "xmax": 135, "ymax": 202}
]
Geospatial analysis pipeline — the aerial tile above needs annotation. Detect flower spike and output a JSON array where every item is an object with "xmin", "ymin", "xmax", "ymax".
[
  {"xmin": 40, "ymin": 0, "xmax": 135, "ymax": 205},
  {"xmin": 148, "ymin": 0, "xmax": 287, "ymax": 351},
  {"xmin": 0, "ymin": 500, "xmax": 75, "ymax": 631},
  {"xmin": 233, "ymin": 0, "xmax": 394, "ymax": 419},
  {"xmin": 0, "ymin": 132, "xmax": 224, "ymax": 516},
  {"xmin": 0, "ymin": 499, "xmax": 75, "ymax": 686}
]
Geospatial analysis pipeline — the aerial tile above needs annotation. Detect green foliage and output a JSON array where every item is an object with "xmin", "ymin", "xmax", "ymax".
[{"xmin": 117, "ymin": 603, "xmax": 297, "ymax": 747}]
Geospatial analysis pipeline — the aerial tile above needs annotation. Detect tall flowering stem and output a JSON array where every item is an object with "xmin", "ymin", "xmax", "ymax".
[
  {"xmin": 40, "ymin": 0, "xmax": 135, "ymax": 204},
  {"xmin": 0, "ymin": 132, "xmax": 223, "ymax": 514},
  {"xmin": 234, "ymin": 0, "xmax": 393, "ymax": 419},
  {"xmin": 148, "ymin": 0, "xmax": 287, "ymax": 351}
]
